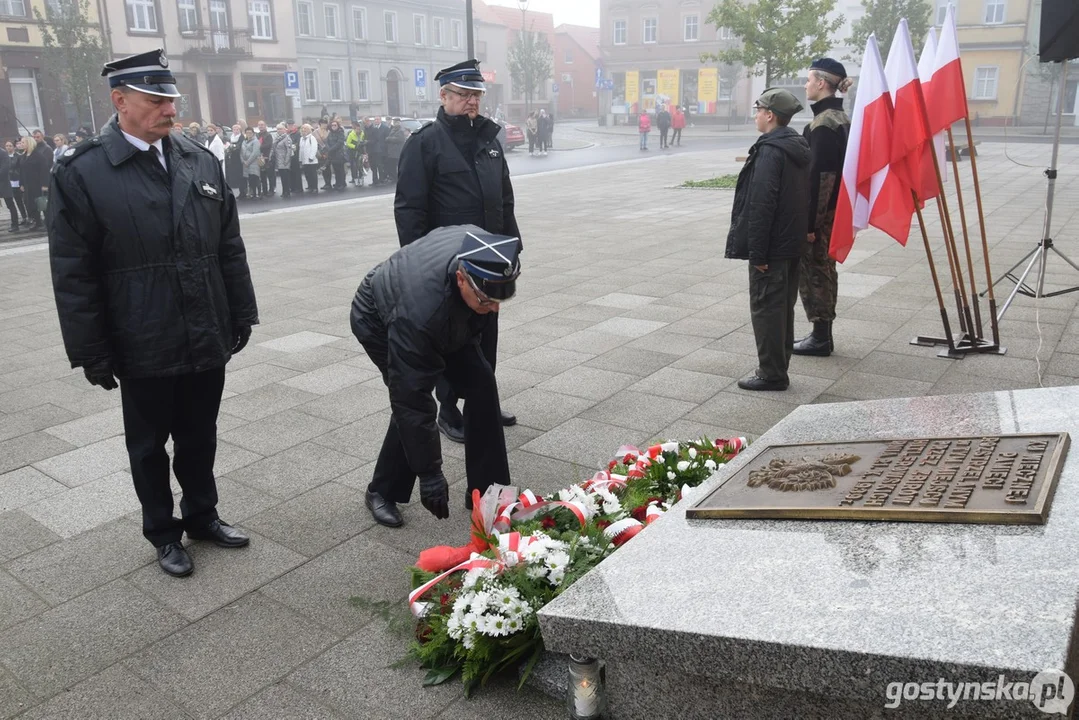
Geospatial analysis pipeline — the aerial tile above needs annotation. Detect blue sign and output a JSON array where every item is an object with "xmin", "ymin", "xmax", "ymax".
[
  {"xmin": 552, "ymin": 82, "xmax": 560, "ymax": 94},
  {"xmin": 284, "ymin": 71, "xmax": 299, "ymax": 90},
  {"xmin": 602, "ymin": 79, "xmax": 614, "ymax": 90},
  {"xmin": 414, "ymin": 68, "xmax": 426, "ymax": 87},
  {"xmin": 595, "ymin": 67, "xmax": 603, "ymax": 84}
]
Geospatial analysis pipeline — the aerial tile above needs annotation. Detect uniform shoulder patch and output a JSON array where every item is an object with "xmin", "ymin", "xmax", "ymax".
[{"xmin": 54, "ymin": 139, "xmax": 100, "ymax": 166}]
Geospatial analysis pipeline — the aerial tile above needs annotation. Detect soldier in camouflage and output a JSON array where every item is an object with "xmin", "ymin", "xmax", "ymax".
[{"xmin": 793, "ymin": 58, "xmax": 852, "ymax": 357}]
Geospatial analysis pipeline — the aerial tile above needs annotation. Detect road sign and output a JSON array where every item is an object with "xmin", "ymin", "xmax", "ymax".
[
  {"xmin": 414, "ymin": 68, "xmax": 426, "ymax": 87},
  {"xmin": 594, "ymin": 67, "xmax": 603, "ymax": 87},
  {"xmin": 284, "ymin": 70, "xmax": 301, "ymax": 98},
  {"xmin": 552, "ymin": 82, "xmax": 559, "ymax": 94}
]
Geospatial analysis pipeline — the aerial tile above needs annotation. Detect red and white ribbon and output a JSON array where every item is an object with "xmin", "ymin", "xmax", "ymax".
[
  {"xmin": 645, "ymin": 502, "xmax": 664, "ymax": 524},
  {"xmin": 717, "ymin": 437, "xmax": 747, "ymax": 455},
  {"xmin": 603, "ymin": 517, "xmax": 644, "ymax": 546},
  {"xmin": 492, "ymin": 498, "xmax": 590, "ymax": 533},
  {"xmin": 409, "ymin": 555, "xmax": 499, "ymax": 617}
]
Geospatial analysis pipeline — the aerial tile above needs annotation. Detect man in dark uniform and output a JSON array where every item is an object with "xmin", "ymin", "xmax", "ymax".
[
  {"xmin": 793, "ymin": 58, "xmax": 852, "ymax": 357},
  {"xmin": 47, "ymin": 49, "xmax": 259, "ymax": 578},
  {"xmin": 350, "ymin": 226, "xmax": 520, "ymax": 526},
  {"xmin": 394, "ymin": 59, "xmax": 520, "ymax": 443},
  {"xmin": 366, "ymin": 116, "xmax": 387, "ymax": 186},
  {"xmin": 726, "ymin": 88, "xmax": 810, "ymax": 392}
]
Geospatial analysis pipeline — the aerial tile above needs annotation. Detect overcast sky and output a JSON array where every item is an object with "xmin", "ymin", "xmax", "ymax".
[{"xmin": 485, "ymin": 0, "xmax": 600, "ymax": 28}]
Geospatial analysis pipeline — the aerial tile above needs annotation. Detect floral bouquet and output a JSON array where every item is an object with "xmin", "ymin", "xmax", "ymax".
[{"xmin": 404, "ymin": 437, "xmax": 746, "ymax": 695}]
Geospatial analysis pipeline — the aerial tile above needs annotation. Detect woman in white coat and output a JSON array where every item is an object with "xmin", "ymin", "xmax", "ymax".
[
  {"xmin": 205, "ymin": 124, "xmax": 226, "ymax": 174},
  {"xmin": 298, "ymin": 123, "xmax": 321, "ymax": 194}
]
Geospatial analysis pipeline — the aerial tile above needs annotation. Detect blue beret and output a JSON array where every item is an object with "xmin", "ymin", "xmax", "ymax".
[{"xmin": 810, "ymin": 58, "xmax": 847, "ymax": 80}]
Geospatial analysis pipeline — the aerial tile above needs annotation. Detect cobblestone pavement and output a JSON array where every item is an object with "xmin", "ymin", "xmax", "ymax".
[{"xmin": 0, "ymin": 141, "xmax": 1077, "ymax": 718}]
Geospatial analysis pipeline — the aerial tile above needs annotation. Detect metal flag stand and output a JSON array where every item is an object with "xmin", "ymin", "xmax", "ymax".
[{"xmin": 986, "ymin": 62, "xmax": 1079, "ymax": 316}]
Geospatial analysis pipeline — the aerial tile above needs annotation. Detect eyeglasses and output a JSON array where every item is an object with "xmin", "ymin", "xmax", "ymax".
[
  {"xmin": 444, "ymin": 87, "xmax": 485, "ymax": 102},
  {"xmin": 464, "ymin": 272, "xmax": 500, "ymax": 307}
]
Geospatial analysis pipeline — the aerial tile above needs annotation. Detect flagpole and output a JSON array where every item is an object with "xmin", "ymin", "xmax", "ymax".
[
  {"xmin": 913, "ymin": 191, "xmax": 958, "ymax": 355},
  {"xmin": 945, "ymin": 127, "xmax": 985, "ymax": 340},
  {"xmin": 962, "ymin": 109, "xmax": 1000, "ymax": 348},
  {"xmin": 934, "ymin": 193, "xmax": 968, "ymax": 336}
]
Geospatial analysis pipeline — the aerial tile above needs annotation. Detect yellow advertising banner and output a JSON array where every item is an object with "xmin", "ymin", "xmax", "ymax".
[
  {"xmin": 657, "ymin": 69, "xmax": 680, "ymax": 102},
  {"xmin": 698, "ymin": 68, "xmax": 718, "ymax": 113},
  {"xmin": 625, "ymin": 70, "xmax": 640, "ymax": 107}
]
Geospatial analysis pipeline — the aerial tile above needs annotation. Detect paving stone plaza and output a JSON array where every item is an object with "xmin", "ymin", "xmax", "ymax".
[{"xmin": 1, "ymin": 139, "xmax": 1077, "ymax": 718}]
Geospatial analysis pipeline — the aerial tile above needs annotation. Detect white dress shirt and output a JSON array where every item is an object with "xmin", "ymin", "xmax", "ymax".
[{"xmin": 120, "ymin": 129, "xmax": 168, "ymax": 172}]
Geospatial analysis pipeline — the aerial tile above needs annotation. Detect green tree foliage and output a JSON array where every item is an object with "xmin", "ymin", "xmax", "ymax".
[
  {"xmin": 703, "ymin": 0, "xmax": 843, "ymax": 86},
  {"xmin": 35, "ymin": 0, "xmax": 111, "ymax": 130},
  {"xmin": 508, "ymin": 25, "xmax": 553, "ymax": 115},
  {"xmin": 846, "ymin": 0, "xmax": 932, "ymax": 62}
]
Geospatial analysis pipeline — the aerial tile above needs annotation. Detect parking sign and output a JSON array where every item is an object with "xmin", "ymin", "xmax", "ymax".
[
  {"xmin": 284, "ymin": 70, "xmax": 300, "ymax": 98},
  {"xmin": 414, "ymin": 68, "xmax": 426, "ymax": 88}
]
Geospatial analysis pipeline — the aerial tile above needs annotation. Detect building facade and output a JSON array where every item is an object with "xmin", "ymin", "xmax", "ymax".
[
  {"xmin": 293, "ymin": 0, "xmax": 471, "ymax": 122},
  {"xmin": 99, "ymin": 0, "xmax": 298, "ymax": 128},
  {"xmin": 1, "ymin": 0, "xmax": 109, "ymax": 138},
  {"xmin": 474, "ymin": 0, "xmax": 553, "ymax": 121},
  {"xmin": 553, "ymin": 23, "xmax": 600, "ymax": 117}
]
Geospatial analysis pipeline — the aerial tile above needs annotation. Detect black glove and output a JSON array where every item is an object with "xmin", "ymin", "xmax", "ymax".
[
  {"xmin": 83, "ymin": 360, "xmax": 117, "ymax": 391},
  {"xmin": 231, "ymin": 325, "xmax": 252, "ymax": 355},
  {"xmin": 418, "ymin": 472, "xmax": 450, "ymax": 520}
]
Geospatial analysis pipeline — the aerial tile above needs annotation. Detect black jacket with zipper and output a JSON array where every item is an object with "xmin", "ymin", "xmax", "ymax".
[{"xmin": 725, "ymin": 126, "xmax": 811, "ymax": 266}]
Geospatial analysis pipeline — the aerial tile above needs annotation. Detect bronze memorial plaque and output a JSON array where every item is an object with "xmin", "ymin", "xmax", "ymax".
[{"xmin": 687, "ymin": 433, "xmax": 1070, "ymax": 524}]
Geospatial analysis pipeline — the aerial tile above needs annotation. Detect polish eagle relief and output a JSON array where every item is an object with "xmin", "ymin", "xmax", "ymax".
[{"xmin": 746, "ymin": 454, "xmax": 861, "ymax": 492}]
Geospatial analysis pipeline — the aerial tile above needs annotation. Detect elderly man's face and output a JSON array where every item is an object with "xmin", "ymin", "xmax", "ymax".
[
  {"xmin": 114, "ymin": 89, "xmax": 177, "ymax": 142},
  {"xmin": 258, "ymin": 121, "xmax": 267, "ymax": 131},
  {"xmin": 440, "ymin": 86, "xmax": 483, "ymax": 120},
  {"xmin": 232, "ymin": 124, "xmax": 241, "ymax": 134}
]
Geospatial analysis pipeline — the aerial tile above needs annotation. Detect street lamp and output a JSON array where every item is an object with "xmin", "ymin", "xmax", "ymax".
[
  {"xmin": 517, "ymin": 0, "xmax": 529, "ymax": 116},
  {"xmin": 465, "ymin": 0, "xmax": 475, "ymax": 58}
]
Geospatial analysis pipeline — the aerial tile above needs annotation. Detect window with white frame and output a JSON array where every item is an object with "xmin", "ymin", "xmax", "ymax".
[
  {"xmin": 357, "ymin": 70, "xmax": 370, "ymax": 101},
  {"xmin": 0, "ymin": 0, "xmax": 28, "ymax": 17},
  {"xmin": 384, "ymin": 10, "xmax": 397, "ymax": 42},
  {"xmin": 643, "ymin": 17, "xmax": 657, "ymax": 43},
  {"xmin": 451, "ymin": 18, "xmax": 462, "ymax": 48},
  {"xmin": 718, "ymin": 26, "xmax": 735, "ymax": 40},
  {"xmin": 984, "ymin": 0, "xmax": 1005, "ymax": 23},
  {"xmin": 683, "ymin": 14, "xmax": 698, "ymax": 41},
  {"xmin": 297, "ymin": 1, "xmax": 312, "ymax": 35},
  {"xmin": 177, "ymin": 0, "xmax": 197, "ymax": 33},
  {"xmin": 973, "ymin": 66, "xmax": 999, "ymax": 98},
  {"xmin": 565, "ymin": 48, "xmax": 573, "ymax": 63},
  {"xmin": 433, "ymin": 17, "xmax": 444, "ymax": 46},
  {"xmin": 303, "ymin": 68, "xmax": 318, "ymax": 101},
  {"xmin": 935, "ymin": 0, "xmax": 951, "ymax": 24},
  {"xmin": 126, "ymin": 0, "xmax": 157, "ymax": 31},
  {"xmin": 248, "ymin": 0, "xmax": 272, "ymax": 39},
  {"xmin": 324, "ymin": 4, "xmax": 339, "ymax": 38},
  {"xmin": 413, "ymin": 14, "xmax": 425, "ymax": 44},
  {"xmin": 613, "ymin": 18, "xmax": 626, "ymax": 44},
  {"xmin": 9, "ymin": 69, "xmax": 42, "ymax": 132},
  {"xmin": 353, "ymin": 6, "xmax": 367, "ymax": 38},
  {"xmin": 329, "ymin": 69, "xmax": 343, "ymax": 100}
]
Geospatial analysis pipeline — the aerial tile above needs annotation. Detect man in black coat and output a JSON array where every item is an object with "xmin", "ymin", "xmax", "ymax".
[
  {"xmin": 726, "ymin": 88, "xmax": 810, "ymax": 392},
  {"xmin": 394, "ymin": 59, "xmax": 520, "ymax": 443},
  {"xmin": 350, "ymin": 226, "xmax": 519, "ymax": 526},
  {"xmin": 656, "ymin": 105, "xmax": 672, "ymax": 149},
  {"xmin": 366, "ymin": 117, "xmax": 387, "ymax": 185},
  {"xmin": 47, "ymin": 49, "xmax": 259, "ymax": 578}
]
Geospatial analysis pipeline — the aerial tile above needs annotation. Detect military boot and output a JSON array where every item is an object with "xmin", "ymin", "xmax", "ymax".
[{"xmin": 793, "ymin": 321, "xmax": 833, "ymax": 356}]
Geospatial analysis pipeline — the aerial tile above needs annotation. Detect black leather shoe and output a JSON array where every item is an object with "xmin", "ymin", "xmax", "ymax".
[
  {"xmin": 737, "ymin": 375, "xmax": 789, "ymax": 391},
  {"xmin": 500, "ymin": 410, "xmax": 517, "ymax": 427},
  {"xmin": 157, "ymin": 542, "xmax": 193, "ymax": 577},
  {"xmin": 365, "ymin": 490, "xmax": 404, "ymax": 527},
  {"xmin": 187, "ymin": 519, "xmax": 250, "ymax": 548},
  {"xmin": 437, "ymin": 414, "xmax": 466, "ymax": 444}
]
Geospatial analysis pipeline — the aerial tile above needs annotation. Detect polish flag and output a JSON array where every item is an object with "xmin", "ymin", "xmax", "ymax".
[
  {"xmin": 829, "ymin": 35, "xmax": 906, "ymax": 262},
  {"xmin": 927, "ymin": 5, "xmax": 969, "ymax": 133},
  {"xmin": 882, "ymin": 18, "xmax": 937, "ymax": 208},
  {"xmin": 918, "ymin": 27, "xmax": 948, "ymax": 185}
]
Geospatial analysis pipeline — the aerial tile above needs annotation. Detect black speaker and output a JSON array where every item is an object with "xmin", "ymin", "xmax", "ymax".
[{"xmin": 1040, "ymin": 0, "xmax": 1079, "ymax": 61}]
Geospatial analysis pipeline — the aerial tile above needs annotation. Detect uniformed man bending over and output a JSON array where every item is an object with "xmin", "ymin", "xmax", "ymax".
[
  {"xmin": 394, "ymin": 59, "xmax": 520, "ymax": 445},
  {"xmin": 47, "ymin": 49, "xmax": 259, "ymax": 578},
  {"xmin": 350, "ymin": 226, "xmax": 520, "ymax": 527}
]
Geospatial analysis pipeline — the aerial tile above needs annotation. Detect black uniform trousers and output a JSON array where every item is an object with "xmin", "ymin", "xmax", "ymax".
[
  {"xmin": 119, "ymin": 368, "xmax": 225, "ymax": 546},
  {"xmin": 748, "ymin": 258, "xmax": 800, "ymax": 385},
  {"xmin": 436, "ymin": 312, "xmax": 498, "ymax": 425},
  {"xmin": 361, "ymin": 329, "xmax": 509, "ymax": 506}
]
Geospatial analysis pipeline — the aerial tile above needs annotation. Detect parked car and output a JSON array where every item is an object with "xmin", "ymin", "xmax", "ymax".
[{"xmin": 500, "ymin": 122, "xmax": 525, "ymax": 151}]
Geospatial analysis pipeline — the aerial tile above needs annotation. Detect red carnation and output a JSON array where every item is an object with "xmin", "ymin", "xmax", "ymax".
[
  {"xmin": 439, "ymin": 593, "xmax": 451, "ymax": 607},
  {"xmin": 630, "ymin": 505, "xmax": 648, "ymax": 522},
  {"xmin": 623, "ymin": 454, "xmax": 637, "ymax": 465},
  {"xmin": 595, "ymin": 519, "xmax": 611, "ymax": 530},
  {"xmin": 541, "ymin": 516, "xmax": 557, "ymax": 529}
]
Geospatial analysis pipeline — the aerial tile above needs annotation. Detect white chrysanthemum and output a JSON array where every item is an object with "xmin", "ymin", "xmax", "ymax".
[
  {"xmin": 676, "ymin": 460, "xmax": 690, "ymax": 472},
  {"xmin": 545, "ymin": 550, "xmax": 570, "ymax": 571},
  {"xmin": 667, "ymin": 471, "xmax": 676, "ymax": 480},
  {"xmin": 463, "ymin": 612, "xmax": 482, "ymax": 633},
  {"xmin": 506, "ymin": 616, "xmax": 522, "ymax": 633},
  {"xmin": 705, "ymin": 459, "xmax": 717, "ymax": 471},
  {"xmin": 526, "ymin": 565, "xmax": 547, "ymax": 580},
  {"xmin": 482, "ymin": 613, "xmax": 511, "ymax": 637},
  {"xmin": 462, "ymin": 632, "xmax": 476, "ymax": 650},
  {"xmin": 470, "ymin": 591, "xmax": 490, "ymax": 614},
  {"xmin": 689, "ymin": 447, "xmax": 698, "ymax": 459},
  {"xmin": 548, "ymin": 567, "xmax": 566, "ymax": 585},
  {"xmin": 592, "ymin": 487, "xmax": 621, "ymax": 515}
]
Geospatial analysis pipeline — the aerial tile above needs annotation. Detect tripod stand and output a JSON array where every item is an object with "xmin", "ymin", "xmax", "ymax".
[{"xmin": 987, "ymin": 62, "xmax": 1079, "ymax": 317}]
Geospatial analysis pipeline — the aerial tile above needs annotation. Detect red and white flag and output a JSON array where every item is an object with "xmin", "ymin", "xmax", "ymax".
[
  {"xmin": 927, "ymin": 5, "xmax": 969, "ymax": 133},
  {"xmin": 830, "ymin": 35, "xmax": 906, "ymax": 262},
  {"xmin": 918, "ymin": 27, "xmax": 948, "ymax": 184},
  {"xmin": 881, "ymin": 18, "xmax": 936, "ymax": 211}
]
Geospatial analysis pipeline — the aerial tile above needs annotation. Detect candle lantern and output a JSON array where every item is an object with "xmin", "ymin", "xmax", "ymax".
[{"xmin": 567, "ymin": 654, "xmax": 606, "ymax": 719}]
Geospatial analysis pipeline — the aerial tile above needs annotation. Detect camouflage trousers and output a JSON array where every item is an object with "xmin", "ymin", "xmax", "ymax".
[{"xmin": 799, "ymin": 224, "xmax": 838, "ymax": 322}]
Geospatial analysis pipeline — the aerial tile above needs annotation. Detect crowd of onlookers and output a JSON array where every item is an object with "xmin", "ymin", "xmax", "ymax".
[
  {"xmin": 2, "ymin": 128, "xmax": 67, "ymax": 234},
  {"xmin": 191, "ymin": 115, "xmax": 409, "ymax": 201},
  {"xmin": 524, "ymin": 109, "xmax": 555, "ymax": 156}
]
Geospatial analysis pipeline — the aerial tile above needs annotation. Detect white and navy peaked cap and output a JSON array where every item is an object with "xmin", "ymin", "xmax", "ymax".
[
  {"xmin": 435, "ymin": 59, "xmax": 486, "ymax": 93},
  {"xmin": 102, "ymin": 49, "xmax": 180, "ymax": 98},
  {"xmin": 457, "ymin": 230, "xmax": 522, "ymax": 301}
]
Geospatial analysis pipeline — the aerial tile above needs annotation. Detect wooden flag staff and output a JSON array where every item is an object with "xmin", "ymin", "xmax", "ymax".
[
  {"xmin": 963, "ymin": 118, "xmax": 1002, "ymax": 348},
  {"xmin": 912, "ymin": 191, "xmax": 958, "ymax": 356},
  {"xmin": 946, "ymin": 127, "xmax": 985, "ymax": 339}
]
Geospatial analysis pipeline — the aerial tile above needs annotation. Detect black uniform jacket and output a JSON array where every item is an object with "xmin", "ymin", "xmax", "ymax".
[
  {"xmin": 393, "ymin": 108, "xmax": 521, "ymax": 247},
  {"xmin": 350, "ymin": 225, "xmax": 492, "ymax": 477},
  {"xmin": 726, "ymin": 126, "xmax": 811, "ymax": 266},
  {"xmin": 47, "ymin": 116, "xmax": 259, "ymax": 379}
]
